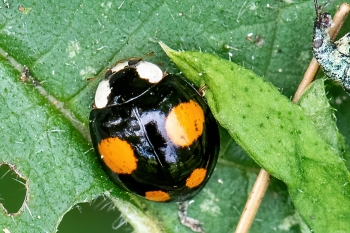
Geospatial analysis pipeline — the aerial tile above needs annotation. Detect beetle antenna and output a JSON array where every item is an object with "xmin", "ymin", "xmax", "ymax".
[
  {"xmin": 314, "ymin": 0, "xmax": 319, "ymax": 16},
  {"xmin": 314, "ymin": 0, "xmax": 334, "ymax": 16}
]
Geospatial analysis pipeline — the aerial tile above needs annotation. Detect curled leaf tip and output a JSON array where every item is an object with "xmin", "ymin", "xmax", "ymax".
[{"xmin": 158, "ymin": 41, "xmax": 179, "ymax": 57}]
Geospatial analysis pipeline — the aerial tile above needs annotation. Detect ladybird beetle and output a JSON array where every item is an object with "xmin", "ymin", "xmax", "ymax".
[
  {"xmin": 89, "ymin": 59, "xmax": 220, "ymax": 202},
  {"xmin": 312, "ymin": 0, "xmax": 350, "ymax": 90}
]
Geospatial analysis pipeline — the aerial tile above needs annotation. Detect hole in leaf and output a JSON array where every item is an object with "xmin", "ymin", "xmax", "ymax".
[
  {"xmin": 0, "ymin": 163, "xmax": 28, "ymax": 215},
  {"xmin": 58, "ymin": 196, "xmax": 133, "ymax": 233}
]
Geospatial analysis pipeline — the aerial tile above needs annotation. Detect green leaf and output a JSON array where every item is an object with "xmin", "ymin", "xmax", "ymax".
[
  {"xmin": 160, "ymin": 44, "xmax": 350, "ymax": 232},
  {"xmin": 1, "ymin": 0, "xmax": 350, "ymax": 232},
  {"xmin": 0, "ymin": 57, "xmax": 161, "ymax": 233},
  {"xmin": 297, "ymin": 79, "xmax": 349, "ymax": 158}
]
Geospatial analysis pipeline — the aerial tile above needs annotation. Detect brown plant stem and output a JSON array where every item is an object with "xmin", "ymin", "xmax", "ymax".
[{"xmin": 234, "ymin": 3, "xmax": 350, "ymax": 233}]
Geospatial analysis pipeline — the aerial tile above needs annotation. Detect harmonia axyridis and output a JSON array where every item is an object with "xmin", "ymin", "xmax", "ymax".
[
  {"xmin": 89, "ymin": 59, "xmax": 220, "ymax": 202},
  {"xmin": 312, "ymin": 0, "xmax": 350, "ymax": 89}
]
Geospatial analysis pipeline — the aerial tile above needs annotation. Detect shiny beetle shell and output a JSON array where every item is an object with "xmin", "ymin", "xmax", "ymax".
[{"xmin": 89, "ymin": 59, "xmax": 220, "ymax": 202}]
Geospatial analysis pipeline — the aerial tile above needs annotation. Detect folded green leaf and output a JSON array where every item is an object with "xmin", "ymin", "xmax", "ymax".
[
  {"xmin": 297, "ymin": 79, "xmax": 349, "ymax": 158},
  {"xmin": 160, "ymin": 42, "xmax": 350, "ymax": 233}
]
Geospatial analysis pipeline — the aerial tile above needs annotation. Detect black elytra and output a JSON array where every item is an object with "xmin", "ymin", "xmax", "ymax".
[{"xmin": 89, "ymin": 60, "xmax": 220, "ymax": 202}]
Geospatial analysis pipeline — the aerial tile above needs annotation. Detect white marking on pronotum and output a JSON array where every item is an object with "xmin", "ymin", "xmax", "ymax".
[
  {"xmin": 110, "ymin": 60, "xmax": 163, "ymax": 83},
  {"xmin": 133, "ymin": 61, "xmax": 163, "ymax": 83},
  {"xmin": 94, "ymin": 60, "xmax": 163, "ymax": 109},
  {"xmin": 94, "ymin": 61, "xmax": 129, "ymax": 109},
  {"xmin": 94, "ymin": 79, "xmax": 111, "ymax": 109},
  {"xmin": 111, "ymin": 61, "xmax": 129, "ymax": 73}
]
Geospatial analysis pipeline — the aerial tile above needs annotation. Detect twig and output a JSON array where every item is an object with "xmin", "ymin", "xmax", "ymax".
[
  {"xmin": 234, "ymin": 169, "xmax": 270, "ymax": 233},
  {"xmin": 292, "ymin": 58, "xmax": 320, "ymax": 102},
  {"xmin": 234, "ymin": 3, "xmax": 350, "ymax": 233}
]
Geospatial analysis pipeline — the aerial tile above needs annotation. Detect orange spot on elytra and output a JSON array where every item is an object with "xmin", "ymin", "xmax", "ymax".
[
  {"xmin": 165, "ymin": 100, "xmax": 204, "ymax": 147},
  {"xmin": 98, "ymin": 137, "xmax": 137, "ymax": 174},
  {"xmin": 145, "ymin": 190, "xmax": 170, "ymax": 202},
  {"xmin": 186, "ymin": 168, "xmax": 207, "ymax": 188}
]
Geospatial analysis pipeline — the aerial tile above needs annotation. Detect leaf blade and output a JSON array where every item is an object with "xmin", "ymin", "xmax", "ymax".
[{"xmin": 161, "ymin": 43, "xmax": 350, "ymax": 232}]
